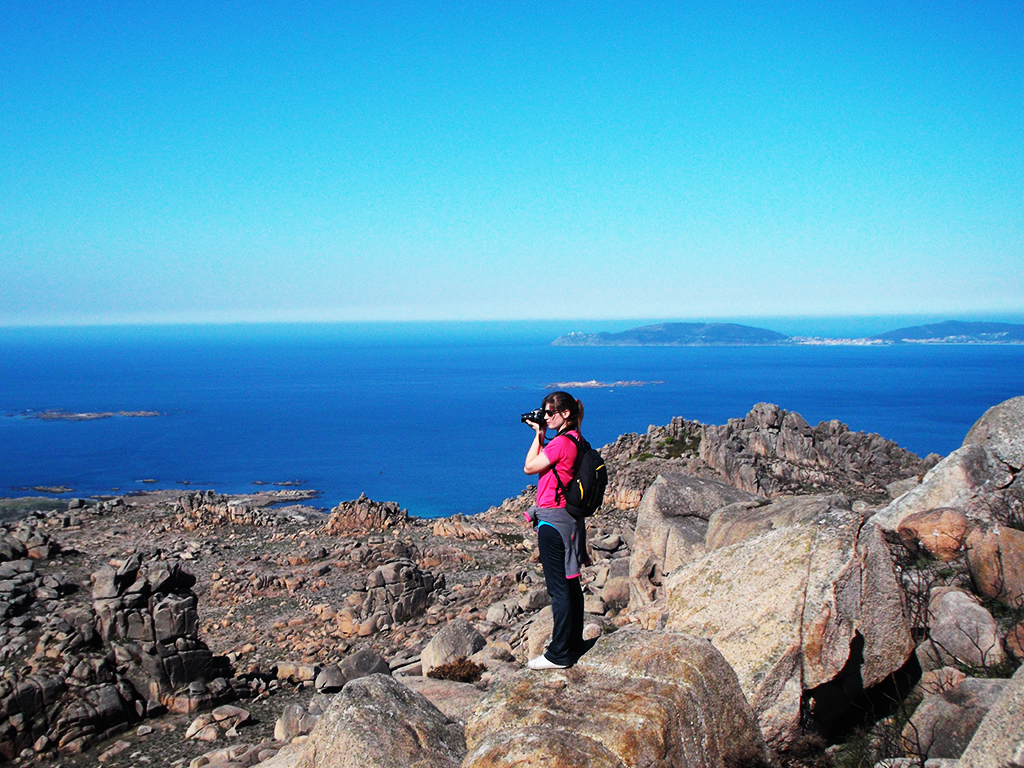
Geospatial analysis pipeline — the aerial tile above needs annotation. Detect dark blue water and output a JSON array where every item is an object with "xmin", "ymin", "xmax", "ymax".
[{"xmin": 2, "ymin": 322, "xmax": 1023, "ymax": 518}]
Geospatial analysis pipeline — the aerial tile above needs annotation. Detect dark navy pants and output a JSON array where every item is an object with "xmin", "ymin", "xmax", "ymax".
[{"xmin": 537, "ymin": 524, "xmax": 585, "ymax": 665}]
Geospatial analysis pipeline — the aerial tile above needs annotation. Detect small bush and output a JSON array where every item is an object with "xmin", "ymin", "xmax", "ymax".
[{"xmin": 427, "ymin": 657, "xmax": 486, "ymax": 683}]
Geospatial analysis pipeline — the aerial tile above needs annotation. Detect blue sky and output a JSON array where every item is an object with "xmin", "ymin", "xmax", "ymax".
[{"xmin": 2, "ymin": 1, "xmax": 1022, "ymax": 326}]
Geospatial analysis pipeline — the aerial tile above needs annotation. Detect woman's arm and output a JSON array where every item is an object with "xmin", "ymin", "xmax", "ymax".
[{"xmin": 524, "ymin": 426, "xmax": 552, "ymax": 475}]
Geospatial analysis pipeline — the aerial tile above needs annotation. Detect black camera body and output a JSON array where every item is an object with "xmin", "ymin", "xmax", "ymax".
[{"xmin": 521, "ymin": 408, "xmax": 545, "ymax": 426}]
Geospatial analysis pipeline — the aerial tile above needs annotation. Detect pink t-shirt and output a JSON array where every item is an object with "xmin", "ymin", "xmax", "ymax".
[{"xmin": 536, "ymin": 430, "xmax": 579, "ymax": 508}]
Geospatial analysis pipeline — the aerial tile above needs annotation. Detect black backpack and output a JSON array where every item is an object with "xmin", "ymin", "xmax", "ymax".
[{"xmin": 552, "ymin": 433, "xmax": 608, "ymax": 520}]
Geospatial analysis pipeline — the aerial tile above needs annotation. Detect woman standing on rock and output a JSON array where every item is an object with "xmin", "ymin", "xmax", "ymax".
[{"xmin": 522, "ymin": 390, "xmax": 588, "ymax": 670}]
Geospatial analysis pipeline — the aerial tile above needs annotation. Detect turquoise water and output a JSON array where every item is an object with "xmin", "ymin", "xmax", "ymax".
[{"xmin": 2, "ymin": 322, "xmax": 1023, "ymax": 517}]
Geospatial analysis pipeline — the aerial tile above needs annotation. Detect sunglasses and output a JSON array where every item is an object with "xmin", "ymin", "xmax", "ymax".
[{"xmin": 543, "ymin": 409, "xmax": 562, "ymax": 417}]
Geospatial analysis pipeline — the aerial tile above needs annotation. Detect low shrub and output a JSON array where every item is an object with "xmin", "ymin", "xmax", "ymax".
[{"xmin": 427, "ymin": 657, "xmax": 486, "ymax": 683}]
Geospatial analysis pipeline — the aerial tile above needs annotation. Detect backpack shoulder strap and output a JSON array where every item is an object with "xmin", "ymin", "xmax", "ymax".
[{"xmin": 550, "ymin": 432, "xmax": 582, "ymax": 503}]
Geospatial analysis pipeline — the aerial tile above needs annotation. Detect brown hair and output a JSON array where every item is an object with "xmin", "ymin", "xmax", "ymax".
[{"xmin": 542, "ymin": 391, "xmax": 584, "ymax": 434}]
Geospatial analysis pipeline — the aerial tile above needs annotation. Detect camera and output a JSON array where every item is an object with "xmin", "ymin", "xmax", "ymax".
[{"xmin": 521, "ymin": 408, "xmax": 545, "ymax": 426}]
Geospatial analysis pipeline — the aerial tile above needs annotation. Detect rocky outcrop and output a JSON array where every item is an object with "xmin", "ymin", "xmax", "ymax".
[
  {"xmin": 463, "ymin": 630, "xmax": 770, "ymax": 768},
  {"xmin": 664, "ymin": 503, "xmax": 914, "ymax": 747},
  {"xmin": 599, "ymin": 418, "xmax": 710, "ymax": 510},
  {"xmin": 0, "ymin": 541, "xmax": 243, "ymax": 760},
  {"xmin": 705, "ymin": 492, "xmax": 851, "ymax": 550},
  {"xmin": 628, "ymin": 473, "xmax": 762, "ymax": 609},
  {"xmin": 699, "ymin": 403, "xmax": 930, "ymax": 500},
  {"xmin": 601, "ymin": 405, "xmax": 930, "ymax": 512},
  {"xmin": 322, "ymin": 494, "xmax": 408, "ymax": 535},
  {"xmin": 260, "ymin": 674, "xmax": 466, "ymax": 768},
  {"xmin": 91, "ymin": 554, "xmax": 234, "ymax": 712},
  {"xmin": 176, "ymin": 491, "xmax": 292, "ymax": 529},
  {"xmin": 431, "ymin": 514, "xmax": 493, "ymax": 540},
  {"xmin": 337, "ymin": 558, "xmax": 444, "ymax": 636}
]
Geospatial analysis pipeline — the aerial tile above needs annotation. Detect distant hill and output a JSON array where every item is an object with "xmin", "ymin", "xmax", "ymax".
[
  {"xmin": 552, "ymin": 322, "xmax": 790, "ymax": 346},
  {"xmin": 871, "ymin": 320, "xmax": 1024, "ymax": 343}
]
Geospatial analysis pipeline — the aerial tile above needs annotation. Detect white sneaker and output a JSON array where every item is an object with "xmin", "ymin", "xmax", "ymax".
[{"xmin": 528, "ymin": 655, "xmax": 567, "ymax": 670}]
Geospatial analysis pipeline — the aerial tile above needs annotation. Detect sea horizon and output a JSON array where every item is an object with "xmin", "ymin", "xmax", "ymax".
[
  {"xmin": 3, "ymin": 318, "xmax": 1024, "ymax": 518},
  {"xmin": 5, "ymin": 311, "xmax": 1024, "ymax": 339}
]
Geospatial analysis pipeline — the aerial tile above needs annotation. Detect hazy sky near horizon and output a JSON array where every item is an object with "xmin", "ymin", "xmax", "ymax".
[{"xmin": 2, "ymin": 1, "xmax": 1022, "ymax": 326}]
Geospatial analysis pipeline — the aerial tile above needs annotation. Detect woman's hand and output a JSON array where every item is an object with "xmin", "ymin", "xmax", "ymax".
[{"xmin": 524, "ymin": 417, "xmax": 545, "ymax": 436}]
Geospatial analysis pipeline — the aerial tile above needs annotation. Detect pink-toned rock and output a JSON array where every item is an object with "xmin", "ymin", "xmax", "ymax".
[
  {"xmin": 664, "ymin": 511, "xmax": 914, "ymax": 747},
  {"xmin": 870, "ymin": 444, "xmax": 1014, "ymax": 532},
  {"xmin": 897, "ymin": 508, "xmax": 972, "ymax": 561},
  {"xmin": 463, "ymin": 630, "xmax": 769, "ymax": 768},
  {"xmin": 431, "ymin": 515, "xmax": 493, "ymax": 540},
  {"xmin": 257, "ymin": 675, "xmax": 465, "ymax": 768},
  {"xmin": 962, "ymin": 395, "xmax": 1024, "ymax": 469},
  {"xmin": 923, "ymin": 587, "xmax": 1005, "ymax": 671},
  {"xmin": 1006, "ymin": 622, "xmax": 1024, "ymax": 660},
  {"xmin": 399, "ymin": 677, "xmax": 485, "ymax": 724},
  {"xmin": 902, "ymin": 677, "xmax": 1008, "ymax": 759},
  {"xmin": 322, "ymin": 494, "xmax": 408, "ymax": 535},
  {"xmin": 628, "ymin": 472, "xmax": 761, "ymax": 609},
  {"xmin": 966, "ymin": 525, "xmax": 1024, "ymax": 604}
]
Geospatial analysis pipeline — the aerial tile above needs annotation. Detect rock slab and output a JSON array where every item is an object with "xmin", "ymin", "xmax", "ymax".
[
  {"xmin": 664, "ymin": 505, "xmax": 914, "ymax": 747},
  {"xmin": 463, "ymin": 629, "xmax": 769, "ymax": 768}
]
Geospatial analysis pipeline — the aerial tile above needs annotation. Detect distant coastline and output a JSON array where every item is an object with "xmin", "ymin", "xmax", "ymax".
[{"xmin": 552, "ymin": 320, "xmax": 1024, "ymax": 347}]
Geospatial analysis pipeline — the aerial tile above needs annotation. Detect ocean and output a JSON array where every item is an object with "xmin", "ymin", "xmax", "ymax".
[{"xmin": 2, "ymin": 321, "xmax": 1023, "ymax": 518}]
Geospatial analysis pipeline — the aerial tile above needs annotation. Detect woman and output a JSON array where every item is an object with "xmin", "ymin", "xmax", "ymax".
[{"xmin": 522, "ymin": 390, "xmax": 588, "ymax": 670}]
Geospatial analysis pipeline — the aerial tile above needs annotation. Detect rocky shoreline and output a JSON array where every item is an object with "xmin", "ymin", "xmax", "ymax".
[{"xmin": 2, "ymin": 400, "xmax": 1022, "ymax": 767}]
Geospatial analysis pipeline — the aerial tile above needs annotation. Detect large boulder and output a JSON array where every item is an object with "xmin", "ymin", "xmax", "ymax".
[
  {"xmin": 896, "ymin": 508, "xmax": 972, "ymax": 562},
  {"xmin": 259, "ymin": 674, "xmax": 466, "ymax": 768},
  {"xmin": 869, "ymin": 444, "xmax": 1015, "ymax": 532},
  {"xmin": 965, "ymin": 524, "xmax": 1024, "ymax": 605},
  {"xmin": 963, "ymin": 395, "xmax": 1024, "ymax": 469},
  {"xmin": 421, "ymin": 618, "xmax": 486, "ymax": 676},
  {"xmin": 664, "ymin": 506, "xmax": 914, "ymax": 747},
  {"xmin": 902, "ymin": 677, "xmax": 1008, "ymax": 759},
  {"xmin": 463, "ymin": 630, "xmax": 769, "ymax": 768},
  {"xmin": 959, "ymin": 661, "xmax": 1024, "ymax": 768},
  {"xmin": 314, "ymin": 648, "xmax": 391, "ymax": 693},
  {"xmin": 628, "ymin": 473, "xmax": 762, "ymax": 609},
  {"xmin": 922, "ymin": 587, "xmax": 1005, "ymax": 671}
]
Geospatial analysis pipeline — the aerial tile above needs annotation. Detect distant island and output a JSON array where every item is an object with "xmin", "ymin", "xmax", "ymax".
[
  {"xmin": 552, "ymin": 323, "xmax": 789, "ymax": 346},
  {"xmin": 870, "ymin": 320, "xmax": 1024, "ymax": 343},
  {"xmin": 552, "ymin": 320, "xmax": 1024, "ymax": 347},
  {"xmin": 16, "ymin": 410, "xmax": 163, "ymax": 421},
  {"xmin": 545, "ymin": 380, "xmax": 663, "ymax": 389}
]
